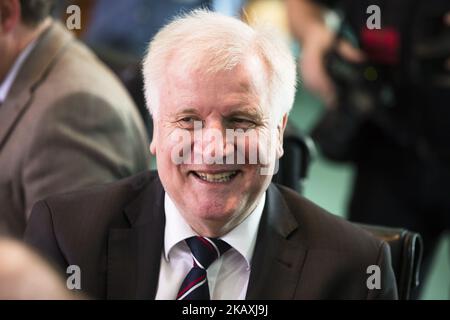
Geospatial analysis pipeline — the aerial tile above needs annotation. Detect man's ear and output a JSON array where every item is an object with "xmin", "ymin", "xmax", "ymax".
[
  {"xmin": 276, "ymin": 114, "xmax": 288, "ymax": 158},
  {"xmin": 0, "ymin": 0, "xmax": 21, "ymax": 33},
  {"xmin": 149, "ymin": 123, "xmax": 157, "ymax": 155},
  {"xmin": 150, "ymin": 140, "xmax": 156, "ymax": 155}
]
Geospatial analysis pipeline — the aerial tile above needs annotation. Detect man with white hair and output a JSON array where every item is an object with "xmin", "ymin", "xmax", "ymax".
[{"xmin": 25, "ymin": 10, "xmax": 397, "ymax": 300}]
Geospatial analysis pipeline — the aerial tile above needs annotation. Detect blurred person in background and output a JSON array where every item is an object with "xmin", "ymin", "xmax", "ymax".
[
  {"xmin": 288, "ymin": 0, "xmax": 450, "ymax": 296},
  {"xmin": 0, "ymin": 0, "xmax": 150, "ymax": 238}
]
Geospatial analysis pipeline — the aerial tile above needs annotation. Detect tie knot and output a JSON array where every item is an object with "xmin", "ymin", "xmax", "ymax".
[{"xmin": 185, "ymin": 236, "xmax": 231, "ymax": 269}]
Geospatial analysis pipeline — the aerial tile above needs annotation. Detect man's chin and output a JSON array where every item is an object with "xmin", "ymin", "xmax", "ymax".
[
  {"xmin": 181, "ymin": 199, "xmax": 238, "ymax": 222},
  {"xmin": 194, "ymin": 203, "xmax": 236, "ymax": 218}
]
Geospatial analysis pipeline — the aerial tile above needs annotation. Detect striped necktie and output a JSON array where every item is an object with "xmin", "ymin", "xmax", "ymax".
[{"xmin": 177, "ymin": 236, "xmax": 231, "ymax": 300}]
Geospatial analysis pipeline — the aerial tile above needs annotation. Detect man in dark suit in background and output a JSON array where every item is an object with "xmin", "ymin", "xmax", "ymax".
[
  {"xmin": 0, "ymin": 0, "xmax": 150, "ymax": 237},
  {"xmin": 25, "ymin": 9, "xmax": 397, "ymax": 300}
]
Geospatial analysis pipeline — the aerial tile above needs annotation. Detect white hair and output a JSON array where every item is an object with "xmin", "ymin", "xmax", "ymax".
[{"xmin": 142, "ymin": 9, "xmax": 297, "ymax": 122}]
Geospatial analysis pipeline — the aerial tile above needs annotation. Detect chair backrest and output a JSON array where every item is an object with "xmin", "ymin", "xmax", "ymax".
[{"xmin": 355, "ymin": 223, "xmax": 424, "ymax": 300}]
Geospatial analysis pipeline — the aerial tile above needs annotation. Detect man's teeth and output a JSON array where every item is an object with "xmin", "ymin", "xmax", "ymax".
[{"xmin": 196, "ymin": 171, "xmax": 237, "ymax": 182}]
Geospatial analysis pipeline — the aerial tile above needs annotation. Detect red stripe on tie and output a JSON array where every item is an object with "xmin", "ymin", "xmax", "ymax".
[
  {"xmin": 197, "ymin": 236, "xmax": 215, "ymax": 253},
  {"xmin": 177, "ymin": 274, "xmax": 206, "ymax": 299}
]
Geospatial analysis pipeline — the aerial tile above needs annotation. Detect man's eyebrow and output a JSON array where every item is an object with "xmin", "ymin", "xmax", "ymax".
[
  {"xmin": 170, "ymin": 108, "xmax": 200, "ymax": 116},
  {"xmin": 226, "ymin": 109, "xmax": 263, "ymax": 121}
]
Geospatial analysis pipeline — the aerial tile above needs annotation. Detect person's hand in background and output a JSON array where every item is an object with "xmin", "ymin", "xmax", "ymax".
[
  {"xmin": 0, "ymin": 238, "xmax": 77, "ymax": 299},
  {"xmin": 287, "ymin": 0, "xmax": 365, "ymax": 108}
]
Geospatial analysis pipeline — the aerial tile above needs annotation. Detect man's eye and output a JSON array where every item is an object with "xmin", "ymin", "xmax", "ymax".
[
  {"xmin": 180, "ymin": 117, "xmax": 195, "ymax": 123},
  {"xmin": 176, "ymin": 116, "xmax": 201, "ymax": 129},
  {"xmin": 231, "ymin": 118, "xmax": 256, "ymax": 128}
]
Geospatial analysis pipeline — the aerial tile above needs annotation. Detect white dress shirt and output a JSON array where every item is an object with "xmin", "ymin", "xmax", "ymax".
[
  {"xmin": 155, "ymin": 192, "xmax": 266, "ymax": 300},
  {"xmin": 0, "ymin": 39, "xmax": 37, "ymax": 104}
]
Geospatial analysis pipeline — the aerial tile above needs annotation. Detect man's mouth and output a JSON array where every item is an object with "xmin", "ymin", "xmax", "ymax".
[{"xmin": 191, "ymin": 171, "xmax": 239, "ymax": 183}]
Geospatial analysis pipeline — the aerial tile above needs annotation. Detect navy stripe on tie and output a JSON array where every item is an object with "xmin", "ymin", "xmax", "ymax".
[{"xmin": 177, "ymin": 236, "xmax": 231, "ymax": 300}]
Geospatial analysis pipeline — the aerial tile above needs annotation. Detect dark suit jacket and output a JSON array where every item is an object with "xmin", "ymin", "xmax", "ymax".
[
  {"xmin": 24, "ymin": 171, "xmax": 398, "ymax": 299},
  {"xmin": 0, "ymin": 21, "xmax": 150, "ymax": 237}
]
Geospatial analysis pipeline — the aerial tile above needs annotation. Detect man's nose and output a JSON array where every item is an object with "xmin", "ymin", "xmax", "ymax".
[{"xmin": 193, "ymin": 120, "xmax": 234, "ymax": 162}]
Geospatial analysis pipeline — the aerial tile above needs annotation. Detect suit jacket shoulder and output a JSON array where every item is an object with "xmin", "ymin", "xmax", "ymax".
[
  {"xmin": 269, "ymin": 186, "xmax": 397, "ymax": 299},
  {"xmin": 24, "ymin": 171, "xmax": 164, "ymax": 298},
  {"xmin": 279, "ymin": 184, "xmax": 382, "ymax": 251},
  {"xmin": 248, "ymin": 184, "xmax": 398, "ymax": 299}
]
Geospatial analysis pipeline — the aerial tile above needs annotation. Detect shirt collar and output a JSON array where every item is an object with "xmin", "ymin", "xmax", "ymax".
[
  {"xmin": 0, "ymin": 38, "xmax": 38, "ymax": 104},
  {"xmin": 163, "ymin": 193, "xmax": 197, "ymax": 260},
  {"xmin": 163, "ymin": 192, "xmax": 266, "ymax": 269}
]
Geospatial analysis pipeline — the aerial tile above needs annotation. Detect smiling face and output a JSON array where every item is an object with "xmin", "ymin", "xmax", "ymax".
[{"xmin": 150, "ymin": 55, "xmax": 286, "ymax": 237}]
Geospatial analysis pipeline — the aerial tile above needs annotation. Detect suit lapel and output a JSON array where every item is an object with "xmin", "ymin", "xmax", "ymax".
[
  {"xmin": 246, "ymin": 184, "xmax": 308, "ymax": 299},
  {"xmin": 0, "ymin": 21, "xmax": 72, "ymax": 150},
  {"xmin": 107, "ymin": 175, "xmax": 165, "ymax": 299}
]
